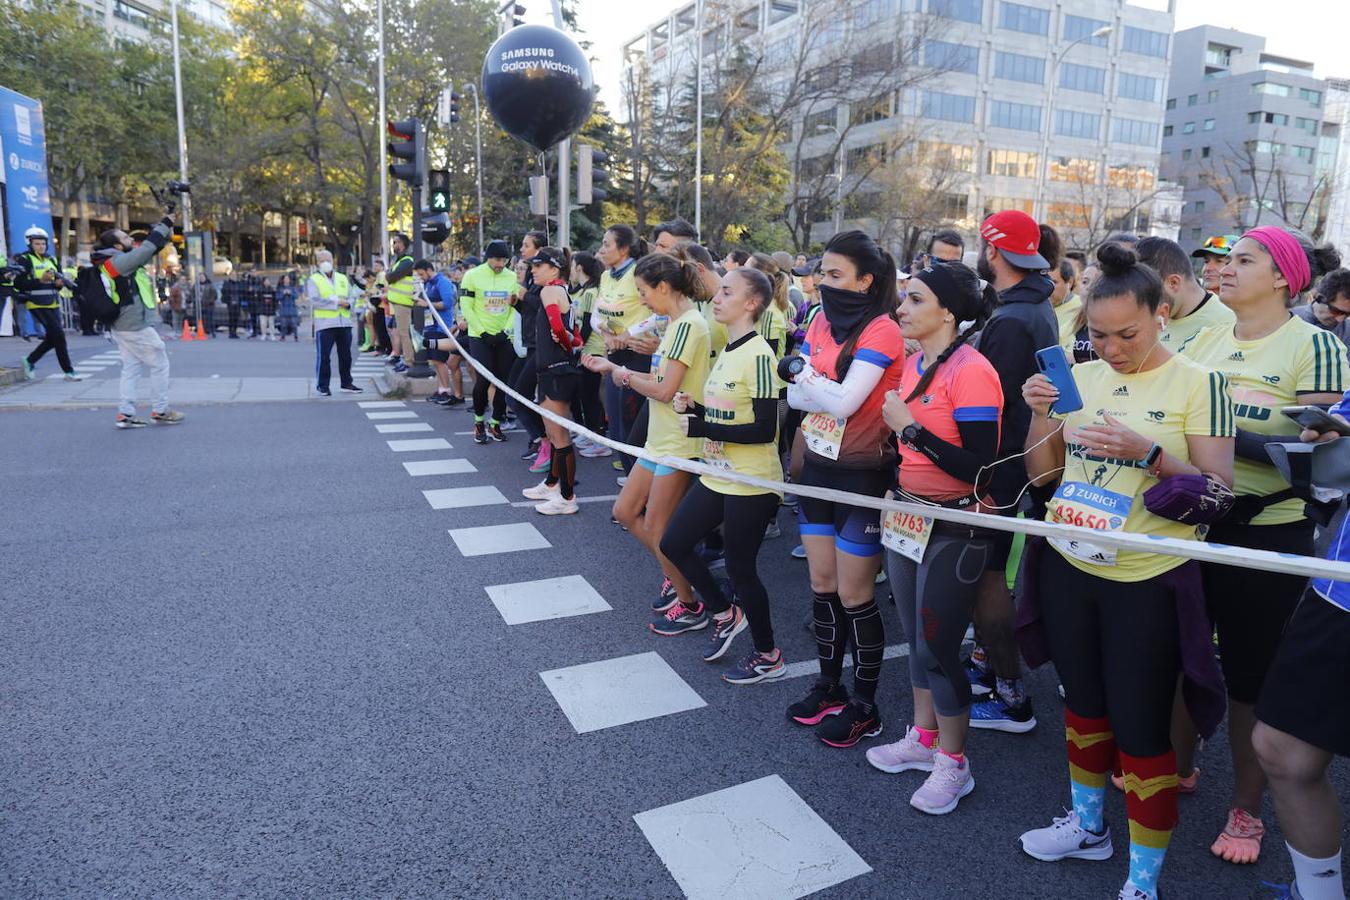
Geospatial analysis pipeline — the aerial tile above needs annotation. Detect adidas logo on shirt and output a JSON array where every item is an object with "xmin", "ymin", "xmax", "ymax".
[
  {"xmin": 1112, "ymin": 386, "xmax": 1129, "ymax": 397},
  {"xmin": 1228, "ymin": 350, "xmax": 1245, "ymax": 362}
]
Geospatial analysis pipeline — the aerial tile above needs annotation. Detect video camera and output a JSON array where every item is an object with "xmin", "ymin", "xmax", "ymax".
[{"xmin": 165, "ymin": 180, "xmax": 191, "ymax": 195}]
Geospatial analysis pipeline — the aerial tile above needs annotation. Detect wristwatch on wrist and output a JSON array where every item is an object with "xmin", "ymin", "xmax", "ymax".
[
  {"xmin": 901, "ymin": 424, "xmax": 923, "ymax": 446},
  {"xmin": 1144, "ymin": 441, "xmax": 1164, "ymax": 475},
  {"xmin": 620, "ymin": 367, "xmax": 633, "ymax": 388}
]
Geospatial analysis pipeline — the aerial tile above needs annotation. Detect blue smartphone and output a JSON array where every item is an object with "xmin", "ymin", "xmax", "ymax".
[{"xmin": 1035, "ymin": 345, "xmax": 1084, "ymax": 415}]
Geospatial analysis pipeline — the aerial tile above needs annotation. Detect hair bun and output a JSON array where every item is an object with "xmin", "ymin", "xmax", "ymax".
[
  {"xmin": 1096, "ymin": 241, "xmax": 1138, "ymax": 278},
  {"xmin": 1312, "ymin": 243, "xmax": 1343, "ymax": 280}
]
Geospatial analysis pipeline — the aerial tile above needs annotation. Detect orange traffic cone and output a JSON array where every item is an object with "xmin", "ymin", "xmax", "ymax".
[
  {"xmin": 196, "ymin": 318, "xmax": 207, "ymax": 340},
  {"xmin": 181, "ymin": 318, "xmax": 194, "ymax": 341}
]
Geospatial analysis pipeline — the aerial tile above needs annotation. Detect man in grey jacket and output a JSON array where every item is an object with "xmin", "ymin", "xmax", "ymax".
[{"xmin": 93, "ymin": 204, "xmax": 184, "ymax": 428}]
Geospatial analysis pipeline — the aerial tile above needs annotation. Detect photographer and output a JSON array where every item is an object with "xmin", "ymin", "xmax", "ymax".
[
  {"xmin": 16, "ymin": 226, "xmax": 82, "ymax": 382},
  {"xmin": 94, "ymin": 194, "xmax": 184, "ymax": 428}
]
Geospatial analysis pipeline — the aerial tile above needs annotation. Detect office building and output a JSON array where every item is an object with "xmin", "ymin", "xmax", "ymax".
[{"xmin": 1323, "ymin": 77, "xmax": 1350, "ymax": 258}]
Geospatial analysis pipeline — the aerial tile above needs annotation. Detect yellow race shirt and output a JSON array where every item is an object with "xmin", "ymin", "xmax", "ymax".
[
  {"xmin": 700, "ymin": 333, "xmax": 782, "ymax": 496},
  {"xmin": 694, "ymin": 299, "xmax": 728, "ymax": 360},
  {"xmin": 757, "ymin": 304, "xmax": 790, "ymax": 357},
  {"xmin": 645, "ymin": 308, "xmax": 711, "ymax": 460},
  {"xmin": 1185, "ymin": 315, "xmax": 1348, "ymax": 524},
  {"xmin": 1055, "ymin": 294, "xmax": 1083, "ymax": 351},
  {"xmin": 574, "ymin": 284, "xmax": 606, "ymax": 356},
  {"xmin": 1049, "ymin": 354, "xmax": 1234, "ymax": 582},
  {"xmin": 596, "ymin": 261, "xmax": 644, "ymax": 339},
  {"xmin": 1162, "ymin": 292, "xmax": 1234, "ymax": 353}
]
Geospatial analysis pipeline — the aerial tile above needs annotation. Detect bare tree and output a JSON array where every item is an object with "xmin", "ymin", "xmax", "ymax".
[
  {"xmin": 855, "ymin": 137, "xmax": 974, "ymax": 260},
  {"xmin": 1198, "ymin": 140, "xmax": 1336, "ymax": 239}
]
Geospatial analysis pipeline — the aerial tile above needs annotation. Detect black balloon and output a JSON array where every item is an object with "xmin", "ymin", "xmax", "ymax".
[{"xmin": 482, "ymin": 24, "xmax": 595, "ymax": 153}]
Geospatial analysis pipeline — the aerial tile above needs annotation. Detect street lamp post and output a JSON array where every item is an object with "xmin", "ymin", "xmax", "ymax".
[
  {"xmin": 168, "ymin": 0, "xmax": 196, "ymax": 318},
  {"xmin": 378, "ymin": 0, "xmax": 388, "ymax": 264},
  {"xmin": 1033, "ymin": 25, "xmax": 1114, "ymax": 223},
  {"xmin": 462, "ymin": 82, "xmax": 485, "ymax": 257},
  {"xmin": 817, "ymin": 123, "xmax": 844, "ymax": 234},
  {"xmin": 694, "ymin": 0, "xmax": 704, "ymax": 238}
]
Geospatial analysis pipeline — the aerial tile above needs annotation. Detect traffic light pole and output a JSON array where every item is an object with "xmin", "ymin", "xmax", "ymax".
[
  {"xmin": 550, "ymin": 0, "xmax": 570, "ymax": 250},
  {"xmin": 406, "ymin": 176, "xmax": 433, "ymax": 379}
]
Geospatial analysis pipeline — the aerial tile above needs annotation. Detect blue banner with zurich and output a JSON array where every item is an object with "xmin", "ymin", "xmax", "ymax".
[{"xmin": 0, "ymin": 85, "xmax": 55, "ymax": 258}]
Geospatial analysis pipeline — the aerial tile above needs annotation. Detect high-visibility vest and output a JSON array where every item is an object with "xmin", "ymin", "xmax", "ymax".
[
  {"xmin": 21, "ymin": 252, "xmax": 60, "ymax": 309},
  {"xmin": 308, "ymin": 271, "xmax": 352, "ymax": 318},
  {"xmin": 103, "ymin": 266, "xmax": 157, "ymax": 310},
  {"xmin": 386, "ymin": 255, "xmax": 415, "ymax": 307}
]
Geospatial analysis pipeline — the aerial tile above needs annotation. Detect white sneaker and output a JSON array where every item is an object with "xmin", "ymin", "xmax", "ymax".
[
  {"xmin": 909, "ymin": 751, "xmax": 975, "ymax": 815},
  {"xmin": 522, "ymin": 480, "xmax": 560, "ymax": 501},
  {"xmin": 1118, "ymin": 883, "xmax": 1156, "ymax": 900},
  {"xmin": 1019, "ymin": 810, "xmax": 1113, "ymax": 862},
  {"xmin": 579, "ymin": 443, "xmax": 612, "ymax": 458},
  {"xmin": 535, "ymin": 496, "xmax": 579, "ymax": 515},
  {"xmin": 616, "ymin": 476, "xmax": 628, "ymax": 487},
  {"xmin": 866, "ymin": 726, "xmax": 937, "ymax": 774},
  {"xmin": 63, "ymin": 371, "xmax": 85, "ymax": 381}
]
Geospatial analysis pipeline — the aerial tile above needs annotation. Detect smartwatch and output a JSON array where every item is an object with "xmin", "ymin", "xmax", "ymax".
[
  {"xmin": 901, "ymin": 424, "xmax": 923, "ymax": 446},
  {"xmin": 1144, "ymin": 441, "xmax": 1163, "ymax": 475}
]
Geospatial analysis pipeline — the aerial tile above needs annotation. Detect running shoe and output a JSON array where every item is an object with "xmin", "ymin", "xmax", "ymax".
[
  {"xmin": 150, "ymin": 410, "xmax": 184, "ymax": 425},
  {"xmin": 817, "ymin": 700, "xmax": 883, "ymax": 748},
  {"xmin": 866, "ymin": 726, "xmax": 937, "ymax": 774},
  {"xmin": 473, "ymin": 421, "xmax": 489, "ymax": 444},
  {"xmin": 875, "ymin": 569, "xmax": 887, "ymax": 585},
  {"xmin": 1211, "ymin": 808, "xmax": 1264, "ymax": 864},
  {"xmin": 702, "ymin": 605, "xmax": 747, "ymax": 662},
  {"xmin": 910, "ymin": 752, "xmax": 975, "ymax": 815},
  {"xmin": 616, "ymin": 476, "xmax": 628, "ymax": 487},
  {"xmin": 385, "ymin": 355, "xmax": 402, "ymax": 367},
  {"xmin": 488, "ymin": 421, "xmax": 506, "ymax": 442},
  {"xmin": 781, "ymin": 492, "xmax": 799, "ymax": 508},
  {"xmin": 22, "ymin": 359, "xmax": 35, "ymax": 380},
  {"xmin": 579, "ymin": 443, "xmax": 612, "ymax": 458},
  {"xmin": 521, "ymin": 437, "xmax": 542, "ymax": 460},
  {"xmin": 427, "ymin": 393, "xmax": 451, "ymax": 404},
  {"xmin": 444, "ymin": 395, "xmax": 465, "ymax": 406},
  {"xmin": 114, "ymin": 414, "xmax": 148, "ymax": 429},
  {"xmin": 317, "ymin": 387, "xmax": 332, "ymax": 397},
  {"xmin": 1018, "ymin": 810, "xmax": 1114, "ymax": 862},
  {"xmin": 535, "ymin": 496, "xmax": 579, "ymax": 516},
  {"xmin": 612, "ymin": 459, "xmax": 625, "ymax": 471},
  {"xmin": 969, "ymin": 695, "xmax": 1037, "ymax": 733},
  {"xmin": 764, "ymin": 520, "xmax": 782, "ymax": 540},
  {"xmin": 522, "ymin": 480, "xmax": 560, "ymax": 501},
  {"xmin": 1118, "ymin": 883, "xmax": 1157, "ymax": 900},
  {"xmin": 722, "ymin": 650, "xmax": 786, "ymax": 685},
  {"xmin": 649, "ymin": 600, "xmax": 708, "ymax": 636},
  {"xmin": 392, "ymin": 361, "xmax": 409, "ymax": 374},
  {"xmin": 63, "ymin": 371, "xmax": 85, "ymax": 382},
  {"xmin": 791, "ymin": 543, "xmax": 807, "ymax": 559},
  {"xmin": 340, "ymin": 384, "xmax": 364, "ymax": 393},
  {"xmin": 574, "ymin": 435, "xmax": 593, "ymax": 449},
  {"xmin": 965, "ymin": 658, "xmax": 995, "ymax": 696},
  {"xmin": 530, "ymin": 442, "xmax": 553, "ymax": 474},
  {"xmin": 787, "ymin": 681, "xmax": 849, "ymax": 725},
  {"xmin": 651, "ymin": 577, "xmax": 679, "ymax": 613}
]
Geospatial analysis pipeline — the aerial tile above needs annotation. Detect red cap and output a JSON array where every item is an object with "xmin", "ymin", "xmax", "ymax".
[{"xmin": 980, "ymin": 209, "xmax": 1049, "ymax": 270}]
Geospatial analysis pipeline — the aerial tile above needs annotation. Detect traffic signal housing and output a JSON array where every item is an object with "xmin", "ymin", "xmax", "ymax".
[
  {"xmin": 576, "ymin": 144, "xmax": 608, "ymax": 205},
  {"xmin": 388, "ymin": 118, "xmax": 425, "ymax": 187},
  {"xmin": 421, "ymin": 211, "xmax": 451, "ymax": 246},
  {"xmin": 428, "ymin": 169, "xmax": 450, "ymax": 213}
]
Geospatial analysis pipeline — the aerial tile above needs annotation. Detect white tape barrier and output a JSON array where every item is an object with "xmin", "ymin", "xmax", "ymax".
[{"xmin": 424, "ymin": 304, "xmax": 1350, "ymax": 583}]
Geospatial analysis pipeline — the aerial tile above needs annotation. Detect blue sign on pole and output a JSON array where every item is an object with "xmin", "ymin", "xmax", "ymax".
[{"xmin": 0, "ymin": 85, "xmax": 55, "ymax": 259}]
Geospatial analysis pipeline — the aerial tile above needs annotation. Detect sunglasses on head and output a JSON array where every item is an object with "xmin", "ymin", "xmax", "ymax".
[
  {"xmin": 1202, "ymin": 236, "xmax": 1233, "ymax": 251},
  {"xmin": 1315, "ymin": 294, "xmax": 1350, "ymax": 318}
]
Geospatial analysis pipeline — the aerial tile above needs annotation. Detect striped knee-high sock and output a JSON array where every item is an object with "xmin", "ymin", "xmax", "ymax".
[
  {"xmin": 1065, "ymin": 710, "xmax": 1115, "ymax": 834},
  {"xmin": 1119, "ymin": 749, "xmax": 1179, "ymax": 898}
]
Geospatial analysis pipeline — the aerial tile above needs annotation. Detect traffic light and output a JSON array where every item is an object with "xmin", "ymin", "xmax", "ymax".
[
  {"xmin": 497, "ymin": 1, "xmax": 525, "ymax": 28},
  {"xmin": 421, "ymin": 211, "xmax": 451, "ymax": 246},
  {"xmin": 387, "ymin": 118, "xmax": 424, "ymax": 187},
  {"xmin": 576, "ymin": 144, "xmax": 609, "ymax": 205},
  {"xmin": 449, "ymin": 92, "xmax": 460, "ymax": 124},
  {"xmin": 428, "ymin": 169, "xmax": 450, "ymax": 212},
  {"xmin": 437, "ymin": 89, "xmax": 460, "ymax": 126}
]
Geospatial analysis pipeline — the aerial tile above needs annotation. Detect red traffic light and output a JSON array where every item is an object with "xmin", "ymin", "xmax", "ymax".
[{"xmin": 387, "ymin": 119, "xmax": 416, "ymax": 140}]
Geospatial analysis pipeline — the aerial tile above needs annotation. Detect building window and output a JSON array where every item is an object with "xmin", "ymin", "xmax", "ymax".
[
  {"xmin": 1047, "ymin": 202, "xmax": 1092, "ymax": 227},
  {"xmin": 998, "ymin": 1, "xmax": 1048, "ymax": 35},
  {"xmin": 925, "ymin": 40, "xmax": 979, "ymax": 75},
  {"xmin": 804, "ymin": 108, "xmax": 836, "ymax": 134},
  {"xmin": 1205, "ymin": 44, "xmax": 1233, "ymax": 67},
  {"xmin": 850, "ymin": 94, "xmax": 893, "ymax": 126},
  {"xmin": 994, "ymin": 51, "xmax": 1045, "ymax": 84},
  {"xmin": 986, "ymin": 148, "xmax": 1039, "ymax": 178},
  {"xmin": 1300, "ymin": 87, "xmax": 1323, "ymax": 106},
  {"xmin": 922, "ymin": 90, "xmax": 977, "ymax": 123},
  {"xmin": 1207, "ymin": 89, "xmax": 1220, "ymax": 103},
  {"xmin": 1191, "ymin": 227, "xmax": 1203, "ymax": 241},
  {"xmin": 1182, "ymin": 148, "xmax": 1192, "ymax": 160},
  {"xmin": 1183, "ymin": 122, "xmax": 1196, "ymax": 134},
  {"xmin": 1048, "ymin": 157, "xmax": 1098, "ymax": 183},
  {"xmin": 1166, "ymin": 98, "xmax": 1176, "ymax": 110},
  {"xmin": 1248, "ymin": 111, "xmax": 1290, "ymax": 126},
  {"xmin": 1194, "ymin": 200, "xmax": 1206, "ymax": 214},
  {"xmin": 1123, "ymin": 25, "xmax": 1169, "ymax": 58},
  {"xmin": 930, "ymin": 0, "xmax": 981, "ymax": 23},
  {"xmin": 1163, "ymin": 125, "xmax": 1173, "ymax": 137},
  {"xmin": 1201, "ymin": 145, "xmax": 1211, "ymax": 158},
  {"xmin": 983, "ymin": 196, "xmax": 1034, "ymax": 218},
  {"xmin": 1252, "ymin": 82, "xmax": 1292, "ymax": 97},
  {"xmin": 1113, "ymin": 117, "xmax": 1160, "ymax": 146},
  {"xmin": 1203, "ymin": 118, "xmax": 1215, "ymax": 131},
  {"xmin": 854, "ymin": 0, "xmax": 894, "ymax": 27},
  {"xmin": 1187, "ymin": 94, "xmax": 1198, "ymax": 106},
  {"xmin": 941, "ymin": 193, "xmax": 971, "ymax": 220},
  {"xmin": 1054, "ymin": 109, "xmax": 1101, "ymax": 140},
  {"xmin": 1059, "ymin": 62, "xmax": 1106, "ymax": 94},
  {"xmin": 988, "ymin": 99, "xmax": 1042, "ymax": 132},
  {"xmin": 918, "ymin": 141, "xmax": 976, "ymax": 172},
  {"xmin": 847, "ymin": 144, "xmax": 888, "ymax": 167},
  {"xmin": 1248, "ymin": 140, "xmax": 1285, "ymax": 155},
  {"xmin": 1063, "ymin": 14, "xmax": 1109, "ymax": 46},
  {"xmin": 767, "ymin": 0, "xmax": 799, "ymax": 24},
  {"xmin": 1118, "ymin": 72, "xmax": 1160, "ymax": 103},
  {"xmin": 1294, "ymin": 146, "xmax": 1315, "ymax": 162},
  {"xmin": 1296, "ymin": 116, "xmax": 1319, "ymax": 135}
]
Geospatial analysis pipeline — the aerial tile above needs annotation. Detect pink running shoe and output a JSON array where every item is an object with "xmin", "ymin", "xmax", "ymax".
[
  {"xmin": 909, "ymin": 751, "xmax": 975, "ymax": 815},
  {"xmin": 866, "ymin": 726, "xmax": 937, "ymax": 774},
  {"xmin": 530, "ymin": 440, "xmax": 553, "ymax": 474}
]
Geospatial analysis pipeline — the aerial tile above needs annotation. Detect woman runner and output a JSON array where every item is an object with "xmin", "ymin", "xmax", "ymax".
[
  {"xmin": 569, "ymin": 251, "xmax": 610, "ymax": 457},
  {"xmin": 782, "ymin": 230, "xmax": 906, "ymax": 748},
  {"xmin": 867, "ymin": 259, "xmax": 1000, "ymax": 815},
  {"xmin": 1017, "ymin": 243, "xmax": 1235, "ymax": 900},
  {"xmin": 660, "ymin": 266, "xmax": 786, "ymax": 682},
  {"xmin": 595, "ymin": 226, "xmax": 655, "ymax": 474}
]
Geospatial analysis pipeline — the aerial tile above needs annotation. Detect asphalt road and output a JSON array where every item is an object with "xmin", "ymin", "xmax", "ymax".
[{"xmin": 1, "ymin": 382, "xmax": 1346, "ymax": 898}]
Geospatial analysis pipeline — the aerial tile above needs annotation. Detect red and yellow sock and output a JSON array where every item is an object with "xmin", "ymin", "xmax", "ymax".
[
  {"xmin": 1066, "ymin": 711, "xmax": 1115, "ymax": 833},
  {"xmin": 1120, "ymin": 749, "xmax": 1178, "ymax": 897}
]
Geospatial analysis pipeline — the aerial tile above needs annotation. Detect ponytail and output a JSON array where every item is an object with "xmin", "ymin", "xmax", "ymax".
[
  {"xmin": 823, "ymin": 231, "xmax": 901, "ymax": 380},
  {"xmin": 634, "ymin": 252, "xmax": 701, "ymax": 298},
  {"xmin": 749, "ymin": 252, "xmax": 793, "ymax": 316},
  {"xmin": 607, "ymin": 224, "xmax": 649, "ymax": 262}
]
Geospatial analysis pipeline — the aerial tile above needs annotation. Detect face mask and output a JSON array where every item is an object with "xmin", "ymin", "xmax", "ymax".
[
  {"xmin": 319, "ymin": 261, "xmax": 333, "ymax": 275},
  {"xmin": 818, "ymin": 283, "xmax": 875, "ymax": 344}
]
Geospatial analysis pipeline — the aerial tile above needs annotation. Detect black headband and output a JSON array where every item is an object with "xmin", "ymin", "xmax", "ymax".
[{"xmin": 913, "ymin": 262, "xmax": 968, "ymax": 317}]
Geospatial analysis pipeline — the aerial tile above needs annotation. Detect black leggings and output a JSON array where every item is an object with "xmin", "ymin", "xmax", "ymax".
[
  {"xmin": 660, "ymin": 480, "xmax": 779, "ymax": 653},
  {"xmin": 469, "ymin": 333, "xmax": 515, "ymax": 422},
  {"xmin": 886, "ymin": 523, "xmax": 993, "ymax": 717},
  {"xmin": 1040, "ymin": 548, "xmax": 1182, "ymax": 757},
  {"xmin": 508, "ymin": 354, "xmax": 543, "ymax": 442},
  {"xmin": 26, "ymin": 307, "xmax": 71, "ymax": 372},
  {"xmin": 571, "ymin": 368, "xmax": 606, "ymax": 434}
]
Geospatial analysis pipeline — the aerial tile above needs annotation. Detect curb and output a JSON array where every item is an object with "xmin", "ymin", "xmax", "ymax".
[{"xmin": 0, "ymin": 368, "xmax": 24, "ymax": 388}]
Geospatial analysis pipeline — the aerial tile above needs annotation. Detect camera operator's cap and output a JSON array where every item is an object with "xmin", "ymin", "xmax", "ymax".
[
  {"xmin": 980, "ymin": 209, "xmax": 1049, "ymax": 270},
  {"xmin": 485, "ymin": 240, "xmax": 511, "ymax": 260},
  {"xmin": 1191, "ymin": 234, "xmax": 1241, "ymax": 259},
  {"xmin": 525, "ymin": 248, "xmax": 566, "ymax": 270},
  {"xmin": 129, "ymin": 229, "xmax": 149, "ymax": 242}
]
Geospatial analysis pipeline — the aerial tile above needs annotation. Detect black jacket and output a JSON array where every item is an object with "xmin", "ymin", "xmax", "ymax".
[{"xmin": 975, "ymin": 273, "xmax": 1057, "ymax": 502}]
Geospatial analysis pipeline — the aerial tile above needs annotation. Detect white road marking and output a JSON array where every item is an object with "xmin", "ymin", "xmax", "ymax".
[
  {"xmin": 509, "ymin": 493, "xmax": 620, "ymax": 509},
  {"xmin": 365, "ymin": 411, "xmax": 419, "ymax": 420},
  {"xmin": 779, "ymin": 643, "xmax": 911, "ymax": 680},
  {"xmin": 539, "ymin": 651, "xmax": 705, "ymax": 734},
  {"xmin": 359, "ymin": 400, "xmax": 406, "ymax": 409},
  {"xmin": 484, "ymin": 575, "xmax": 611, "ymax": 625},
  {"xmin": 448, "ymin": 522, "xmax": 550, "ymax": 556},
  {"xmin": 387, "ymin": 438, "xmax": 452, "ymax": 451},
  {"xmin": 402, "ymin": 459, "xmax": 476, "ymax": 476},
  {"xmin": 422, "ymin": 485, "xmax": 508, "ymax": 509},
  {"xmin": 375, "ymin": 422, "xmax": 433, "ymax": 433}
]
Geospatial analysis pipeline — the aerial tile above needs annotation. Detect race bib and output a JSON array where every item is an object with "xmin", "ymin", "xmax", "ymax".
[
  {"xmin": 801, "ymin": 412, "xmax": 846, "ymax": 460},
  {"xmin": 702, "ymin": 439, "xmax": 732, "ymax": 470},
  {"xmin": 882, "ymin": 509, "xmax": 933, "ymax": 563},
  {"xmin": 1047, "ymin": 481, "xmax": 1133, "ymax": 566},
  {"xmin": 651, "ymin": 352, "xmax": 663, "ymax": 378},
  {"xmin": 484, "ymin": 290, "xmax": 509, "ymax": 315}
]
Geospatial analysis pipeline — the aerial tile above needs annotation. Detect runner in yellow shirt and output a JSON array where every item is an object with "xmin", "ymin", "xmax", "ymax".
[{"xmin": 1137, "ymin": 236, "xmax": 1235, "ymax": 353}]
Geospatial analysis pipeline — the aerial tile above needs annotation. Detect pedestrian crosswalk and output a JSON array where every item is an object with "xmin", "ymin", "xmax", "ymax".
[{"xmin": 540, "ymin": 651, "xmax": 707, "ymax": 734}]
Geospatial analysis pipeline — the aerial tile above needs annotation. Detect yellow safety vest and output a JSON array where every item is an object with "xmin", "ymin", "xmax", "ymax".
[
  {"xmin": 309, "ymin": 271, "xmax": 352, "ymax": 318},
  {"xmin": 386, "ymin": 255, "xmax": 415, "ymax": 307},
  {"xmin": 102, "ymin": 266, "xmax": 157, "ymax": 310},
  {"xmin": 21, "ymin": 252, "xmax": 60, "ymax": 309}
]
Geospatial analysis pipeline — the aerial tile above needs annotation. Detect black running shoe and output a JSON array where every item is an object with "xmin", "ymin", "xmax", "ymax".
[
  {"xmin": 489, "ymin": 421, "xmax": 506, "ymax": 442},
  {"xmin": 817, "ymin": 700, "xmax": 883, "ymax": 748},
  {"xmin": 445, "ymin": 395, "xmax": 465, "ymax": 406},
  {"xmin": 473, "ymin": 421, "xmax": 489, "ymax": 444},
  {"xmin": 521, "ymin": 436, "xmax": 542, "ymax": 460},
  {"xmin": 787, "ymin": 681, "xmax": 849, "ymax": 726}
]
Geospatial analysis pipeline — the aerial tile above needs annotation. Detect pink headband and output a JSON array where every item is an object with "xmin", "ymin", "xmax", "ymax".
[{"xmin": 1243, "ymin": 226, "xmax": 1311, "ymax": 296}]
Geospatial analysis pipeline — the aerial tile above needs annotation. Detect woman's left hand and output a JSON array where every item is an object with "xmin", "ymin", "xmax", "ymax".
[
  {"xmin": 1074, "ymin": 414, "xmax": 1153, "ymax": 460},
  {"xmin": 882, "ymin": 389, "xmax": 914, "ymax": 432},
  {"xmin": 581, "ymin": 354, "xmax": 612, "ymax": 375}
]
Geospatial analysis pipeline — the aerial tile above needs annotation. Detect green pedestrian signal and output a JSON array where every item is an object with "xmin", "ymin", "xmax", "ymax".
[{"xmin": 428, "ymin": 169, "xmax": 450, "ymax": 212}]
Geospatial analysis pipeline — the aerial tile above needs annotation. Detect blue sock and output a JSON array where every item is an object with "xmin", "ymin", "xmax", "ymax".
[
  {"xmin": 1070, "ymin": 778, "xmax": 1106, "ymax": 833},
  {"xmin": 1128, "ymin": 844, "xmax": 1167, "ymax": 897}
]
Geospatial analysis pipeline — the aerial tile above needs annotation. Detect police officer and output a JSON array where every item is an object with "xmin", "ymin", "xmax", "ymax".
[{"xmin": 16, "ymin": 226, "xmax": 82, "ymax": 381}]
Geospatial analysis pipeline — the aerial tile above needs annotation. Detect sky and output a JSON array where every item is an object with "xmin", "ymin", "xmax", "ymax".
[{"xmin": 520, "ymin": 0, "xmax": 1350, "ymax": 114}]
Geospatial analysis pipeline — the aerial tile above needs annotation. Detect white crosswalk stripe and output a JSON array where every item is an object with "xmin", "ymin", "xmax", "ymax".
[
  {"xmin": 386, "ymin": 438, "xmax": 451, "ymax": 451},
  {"xmin": 375, "ymin": 422, "xmax": 432, "ymax": 433},
  {"xmin": 484, "ymin": 575, "xmax": 611, "ymax": 625},
  {"xmin": 365, "ymin": 411, "xmax": 418, "ymax": 420},
  {"xmin": 402, "ymin": 458, "xmax": 476, "ymax": 476},
  {"xmin": 359, "ymin": 400, "xmax": 406, "ymax": 409},
  {"xmin": 447, "ymin": 522, "xmax": 549, "ymax": 556},
  {"xmin": 539, "ymin": 651, "xmax": 705, "ymax": 734},
  {"xmin": 422, "ymin": 485, "xmax": 508, "ymax": 509}
]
